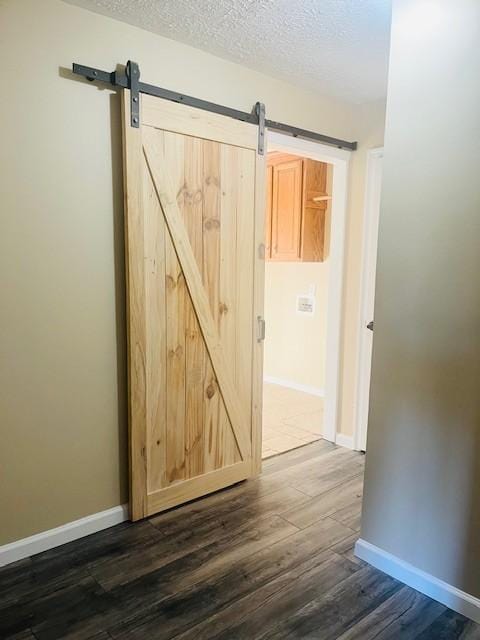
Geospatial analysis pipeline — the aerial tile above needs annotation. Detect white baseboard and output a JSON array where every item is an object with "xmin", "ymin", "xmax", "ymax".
[
  {"xmin": 335, "ymin": 433, "xmax": 354, "ymax": 450},
  {"xmin": 355, "ymin": 539, "xmax": 480, "ymax": 624},
  {"xmin": 263, "ymin": 376, "xmax": 325, "ymax": 398},
  {"xmin": 0, "ymin": 504, "xmax": 129, "ymax": 567}
]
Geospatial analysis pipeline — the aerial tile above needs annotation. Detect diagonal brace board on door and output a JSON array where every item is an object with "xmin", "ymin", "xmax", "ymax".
[{"xmin": 142, "ymin": 132, "xmax": 252, "ymax": 461}]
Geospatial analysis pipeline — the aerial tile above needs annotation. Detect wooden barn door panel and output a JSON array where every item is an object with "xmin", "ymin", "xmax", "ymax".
[{"xmin": 122, "ymin": 92, "xmax": 265, "ymax": 519}]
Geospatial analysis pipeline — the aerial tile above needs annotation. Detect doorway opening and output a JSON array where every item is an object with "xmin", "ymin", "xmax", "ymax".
[
  {"xmin": 262, "ymin": 150, "xmax": 333, "ymax": 458},
  {"xmin": 260, "ymin": 132, "xmax": 350, "ymax": 459}
]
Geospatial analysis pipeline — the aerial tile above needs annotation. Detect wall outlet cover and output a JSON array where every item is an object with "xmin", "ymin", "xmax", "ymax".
[{"xmin": 297, "ymin": 294, "xmax": 315, "ymax": 315}]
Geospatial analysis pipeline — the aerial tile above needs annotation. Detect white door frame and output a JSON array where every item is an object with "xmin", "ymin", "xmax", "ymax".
[
  {"xmin": 354, "ymin": 147, "xmax": 384, "ymax": 451},
  {"xmin": 266, "ymin": 131, "xmax": 351, "ymax": 444}
]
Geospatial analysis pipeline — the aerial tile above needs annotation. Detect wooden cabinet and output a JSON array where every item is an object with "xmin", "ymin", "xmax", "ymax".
[
  {"xmin": 271, "ymin": 158, "xmax": 303, "ymax": 261},
  {"xmin": 265, "ymin": 153, "xmax": 330, "ymax": 262}
]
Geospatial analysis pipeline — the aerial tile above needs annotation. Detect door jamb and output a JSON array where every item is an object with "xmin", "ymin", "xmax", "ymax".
[
  {"xmin": 265, "ymin": 131, "xmax": 351, "ymax": 444},
  {"xmin": 354, "ymin": 147, "xmax": 384, "ymax": 451}
]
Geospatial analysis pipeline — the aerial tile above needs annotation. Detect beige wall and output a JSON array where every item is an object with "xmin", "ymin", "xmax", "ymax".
[
  {"xmin": 0, "ymin": 0, "xmax": 385, "ymax": 544},
  {"xmin": 264, "ymin": 260, "xmax": 329, "ymax": 391},
  {"xmin": 362, "ymin": 0, "xmax": 480, "ymax": 598}
]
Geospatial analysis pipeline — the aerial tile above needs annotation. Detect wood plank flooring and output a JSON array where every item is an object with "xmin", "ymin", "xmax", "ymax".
[{"xmin": 1, "ymin": 440, "xmax": 479, "ymax": 639}]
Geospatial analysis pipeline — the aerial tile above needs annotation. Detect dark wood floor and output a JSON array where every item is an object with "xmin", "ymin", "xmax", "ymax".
[{"xmin": 2, "ymin": 440, "xmax": 479, "ymax": 640}]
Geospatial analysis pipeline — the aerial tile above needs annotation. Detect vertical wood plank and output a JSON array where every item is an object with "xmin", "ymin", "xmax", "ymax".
[
  {"xmin": 143, "ymin": 134, "xmax": 167, "ymax": 493},
  {"xmin": 252, "ymin": 149, "xmax": 267, "ymax": 474},
  {"xmin": 164, "ymin": 132, "xmax": 187, "ymax": 483},
  {"xmin": 202, "ymin": 140, "xmax": 222, "ymax": 472},
  {"xmin": 219, "ymin": 146, "xmax": 241, "ymax": 466},
  {"xmin": 122, "ymin": 90, "xmax": 147, "ymax": 519},
  {"xmin": 235, "ymin": 147, "xmax": 255, "ymax": 460},
  {"xmin": 183, "ymin": 137, "xmax": 206, "ymax": 479}
]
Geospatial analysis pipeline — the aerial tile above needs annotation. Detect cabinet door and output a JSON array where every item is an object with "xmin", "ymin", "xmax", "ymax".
[{"xmin": 271, "ymin": 159, "xmax": 303, "ymax": 261}]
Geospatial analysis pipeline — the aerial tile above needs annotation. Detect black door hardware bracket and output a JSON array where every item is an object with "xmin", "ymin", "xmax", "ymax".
[{"xmin": 71, "ymin": 60, "xmax": 357, "ymax": 151}]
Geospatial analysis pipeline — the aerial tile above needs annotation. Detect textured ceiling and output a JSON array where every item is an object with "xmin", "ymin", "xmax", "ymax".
[{"xmin": 64, "ymin": 0, "xmax": 391, "ymax": 104}]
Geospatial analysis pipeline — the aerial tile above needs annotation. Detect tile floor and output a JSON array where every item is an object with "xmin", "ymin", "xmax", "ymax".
[{"xmin": 262, "ymin": 382, "xmax": 324, "ymax": 458}]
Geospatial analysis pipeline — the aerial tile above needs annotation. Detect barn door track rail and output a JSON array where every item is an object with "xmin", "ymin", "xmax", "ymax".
[{"xmin": 72, "ymin": 60, "xmax": 357, "ymax": 152}]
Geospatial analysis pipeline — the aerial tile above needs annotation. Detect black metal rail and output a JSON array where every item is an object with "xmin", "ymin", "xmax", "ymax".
[{"xmin": 72, "ymin": 60, "xmax": 357, "ymax": 152}]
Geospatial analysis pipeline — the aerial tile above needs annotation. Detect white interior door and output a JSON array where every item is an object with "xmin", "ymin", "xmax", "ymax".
[{"xmin": 356, "ymin": 148, "xmax": 383, "ymax": 451}]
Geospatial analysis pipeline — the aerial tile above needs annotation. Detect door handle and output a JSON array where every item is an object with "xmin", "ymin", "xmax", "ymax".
[
  {"xmin": 366, "ymin": 321, "xmax": 374, "ymax": 331},
  {"xmin": 257, "ymin": 316, "xmax": 266, "ymax": 342}
]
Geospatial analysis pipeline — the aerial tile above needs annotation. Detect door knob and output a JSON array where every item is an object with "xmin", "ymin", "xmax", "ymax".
[{"xmin": 366, "ymin": 321, "xmax": 374, "ymax": 331}]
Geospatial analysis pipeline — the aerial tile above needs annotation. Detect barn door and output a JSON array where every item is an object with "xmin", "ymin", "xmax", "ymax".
[{"xmin": 122, "ymin": 91, "xmax": 266, "ymax": 520}]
